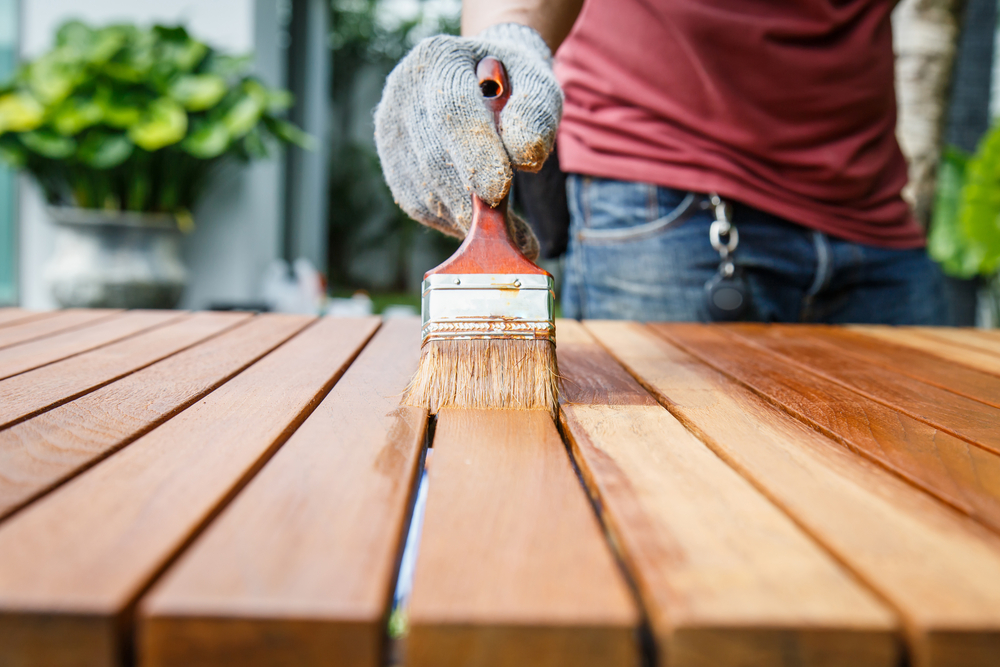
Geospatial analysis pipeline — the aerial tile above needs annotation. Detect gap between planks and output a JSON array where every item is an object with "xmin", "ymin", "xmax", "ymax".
[
  {"xmin": 0, "ymin": 314, "xmax": 315, "ymax": 522},
  {"xmin": 585, "ymin": 321, "xmax": 1000, "ymax": 667},
  {"xmin": 0, "ymin": 316, "xmax": 380, "ymax": 667}
]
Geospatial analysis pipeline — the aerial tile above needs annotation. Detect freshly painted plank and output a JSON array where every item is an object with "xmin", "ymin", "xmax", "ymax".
[
  {"xmin": 0, "ymin": 309, "xmax": 119, "ymax": 350},
  {"xmin": 0, "ymin": 311, "xmax": 249, "ymax": 429},
  {"xmin": 0, "ymin": 316, "xmax": 379, "ymax": 667},
  {"xmin": 557, "ymin": 320, "xmax": 897, "ymax": 667},
  {"xmin": 767, "ymin": 326, "xmax": 1000, "ymax": 410},
  {"xmin": 587, "ymin": 321, "xmax": 1000, "ymax": 667},
  {"xmin": 851, "ymin": 325, "xmax": 1000, "ymax": 378},
  {"xmin": 0, "ymin": 314, "xmax": 312, "ymax": 521},
  {"xmin": 0, "ymin": 309, "xmax": 52, "ymax": 328},
  {"xmin": 407, "ymin": 408, "xmax": 639, "ymax": 667},
  {"xmin": 139, "ymin": 318, "xmax": 425, "ymax": 667},
  {"xmin": 653, "ymin": 323, "xmax": 1000, "ymax": 535},
  {"xmin": 728, "ymin": 324, "xmax": 1000, "ymax": 455},
  {"xmin": 0, "ymin": 309, "xmax": 181, "ymax": 380}
]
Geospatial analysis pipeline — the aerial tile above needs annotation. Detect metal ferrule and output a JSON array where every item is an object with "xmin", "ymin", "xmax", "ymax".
[{"xmin": 421, "ymin": 273, "xmax": 555, "ymax": 343}]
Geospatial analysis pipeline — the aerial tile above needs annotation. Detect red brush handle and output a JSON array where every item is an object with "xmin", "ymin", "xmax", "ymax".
[{"xmin": 426, "ymin": 57, "xmax": 548, "ymax": 277}]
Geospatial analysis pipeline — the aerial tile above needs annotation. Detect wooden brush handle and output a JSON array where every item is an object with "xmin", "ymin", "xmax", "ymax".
[{"xmin": 426, "ymin": 57, "xmax": 549, "ymax": 277}]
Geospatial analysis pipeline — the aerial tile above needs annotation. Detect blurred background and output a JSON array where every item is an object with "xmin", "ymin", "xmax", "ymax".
[{"xmin": 0, "ymin": 0, "xmax": 998, "ymax": 324}]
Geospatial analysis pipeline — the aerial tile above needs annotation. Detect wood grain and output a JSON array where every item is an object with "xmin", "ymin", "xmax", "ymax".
[
  {"xmin": 0, "ymin": 314, "xmax": 312, "ymax": 521},
  {"xmin": 768, "ymin": 326, "xmax": 1000, "ymax": 410},
  {"xmin": 407, "ymin": 408, "xmax": 639, "ymax": 667},
  {"xmin": 0, "ymin": 311, "xmax": 249, "ymax": 429},
  {"xmin": 727, "ymin": 324, "xmax": 1000, "ymax": 455},
  {"xmin": 910, "ymin": 327, "xmax": 1000, "ymax": 357},
  {"xmin": 0, "ymin": 316, "xmax": 379, "ymax": 667},
  {"xmin": 139, "ymin": 319, "xmax": 426, "ymax": 667},
  {"xmin": 586, "ymin": 321, "xmax": 1000, "ymax": 667},
  {"xmin": 0, "ymin": 309, "xmax": 52, "ymax": 328},
  {"xmin": 652, "ymin": 323, "xmax": 1000, "ymax": 535},
  {"xmin": 557, "ymin": 320, "xmax": 897, "ymax": 667},
  {"xmin": 0, "ymin": 309, "xmax": 119, "ymax": 350},
  {"xmin": 850, "ymin": 325, "xmax": 1000, "ymax": 378},
  {"xmin": 0, "ymin": 309, "xmax": 182, "ymax": 380}
]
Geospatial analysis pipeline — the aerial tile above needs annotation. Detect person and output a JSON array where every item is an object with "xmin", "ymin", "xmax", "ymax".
[{"xmin": 374, "ymin": 0, "xmax": 949, "ymax": 324}]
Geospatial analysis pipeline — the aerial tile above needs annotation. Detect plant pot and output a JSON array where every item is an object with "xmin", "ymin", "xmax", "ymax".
[{"xmin": 45, "ymin": 207, "xmax": 187, "ymax": 309}]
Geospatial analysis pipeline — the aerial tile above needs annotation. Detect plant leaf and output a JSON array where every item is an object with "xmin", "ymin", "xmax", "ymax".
[
  {"xmin": 0, "ymin": 135, "xmax": 28, "ymax": 166},
  {"xmin": 181, "ymin": 120, "xmax": 229, "ymax": 158},
  {"xmin": 128, "ymin": 98, "xmax": 188, "ymax": 150},
  {"xmin": 20, "ymin": 129, "xmax": 76, "ymax": 158},
  {"xmin": 958, "ymin": 125, "xmax": 1000, "ymax": 276},
  {"xmin": 0, "ymin": 92, "xmax": 45, "ymax": 133},
  {"xmin": 222, "ymin": 94, "xmax": 263, "ymax": 138},
  {"xmin": 169, "ymin": 74, "xmax": 227, "ymax": 111},
  {"xmin": 51, "ymin": 96, "xmax": 105, "ymax": 135},
  {"xmin": 78, "ymin": 129, "xmax": 134, "ymax": 169},
  {"xmin": 263, "ymin": 115, "xmax": 314, "ymax": 149},
  {"xmin": 202, "ymin": 53, "xmax": 252, "ymax": 79},
  {"xmin": 26, "ymin": 49, "xmax": 83, "ymax": 104}
]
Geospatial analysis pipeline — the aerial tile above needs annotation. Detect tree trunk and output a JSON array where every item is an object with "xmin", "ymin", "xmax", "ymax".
[{"xmin": 892, "ymin": 0, "xmax": 964, "ymax": 228}]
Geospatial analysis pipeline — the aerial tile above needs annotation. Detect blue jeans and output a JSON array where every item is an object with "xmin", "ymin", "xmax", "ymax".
[{"xmin": 562, "ymin": 175, "xmax": 948, "ymax": 324}]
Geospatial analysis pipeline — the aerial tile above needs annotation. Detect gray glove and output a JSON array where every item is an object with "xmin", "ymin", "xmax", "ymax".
[{"xmin": 374, "ymin": 23, "xmax": 563, "ymax": 261}]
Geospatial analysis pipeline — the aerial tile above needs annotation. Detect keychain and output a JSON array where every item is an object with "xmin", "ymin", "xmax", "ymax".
[{"xmin": 703, "ymin": 193, "xmax": 751, "ymax": 321}]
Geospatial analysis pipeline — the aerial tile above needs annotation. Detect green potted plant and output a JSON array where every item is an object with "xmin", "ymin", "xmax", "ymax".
[
  {"xmin": 929, "ymin": 126, "xmax": 1000, "ymax": 326},
  {"xmin": 0, "ymin": 21, "xmax": 310, "ymax": 308}
]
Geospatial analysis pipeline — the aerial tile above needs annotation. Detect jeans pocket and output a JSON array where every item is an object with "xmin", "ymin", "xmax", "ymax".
[{"xmin": 574, "ymin": 177, "xmax": 698, "ymax": 243}]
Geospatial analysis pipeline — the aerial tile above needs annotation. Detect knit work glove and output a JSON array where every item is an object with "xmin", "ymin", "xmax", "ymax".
[{"xmin": 374, "ymin": 23, "xmax": 562, "ymax": 261}]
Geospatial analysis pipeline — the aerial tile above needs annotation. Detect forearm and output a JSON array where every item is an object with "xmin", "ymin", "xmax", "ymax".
[{"xmin": 462, "ymin": 0, "xmax": 584, "ymax": 52}]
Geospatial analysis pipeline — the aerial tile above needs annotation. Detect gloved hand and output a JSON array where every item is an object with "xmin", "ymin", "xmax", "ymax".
[{"xmin": 374, "ymin": 23, "xmax": 562, "ymax": 261}]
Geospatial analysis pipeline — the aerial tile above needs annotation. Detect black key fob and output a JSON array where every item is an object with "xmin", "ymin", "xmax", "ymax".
[{"xmin": 704, "ymin": 263, "xmax": 750, "ymax": 321}]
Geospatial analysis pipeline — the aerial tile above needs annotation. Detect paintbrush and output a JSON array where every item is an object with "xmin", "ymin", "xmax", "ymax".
[{"xmin": 401, "ymin": 55, "xmax": 558, "ymax": 416}]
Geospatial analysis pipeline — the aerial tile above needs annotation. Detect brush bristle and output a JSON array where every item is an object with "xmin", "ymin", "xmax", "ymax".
[{"xmin": 402, "ymin": 338, "xmax": 558, "ymax": 415}]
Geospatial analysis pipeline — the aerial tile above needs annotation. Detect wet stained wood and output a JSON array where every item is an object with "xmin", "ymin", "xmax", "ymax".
[
  {"xmin": 761, "ymin": 325, "xmax": 1000, "ymax": 410},
  {"xmin": 0, "ymin": 309, "xmax": 119, "ymax": 350},
  {"xmin": 139, "ymin": 319, "xmax": 426, "ymax": 667},
  {"xmin": 727, "ymin": 324, "xmax": 1000, "ymax": 455},
  {"xmin": 0, "ymin": 314, "xmax": 313, "ymax": 521},
  {"xmin": 652, "ymin": 323, "xmax": 1000, "ymax": 535},
  {"xmin": 586, "ymin": 321, "xmax": 1000, "ymax": 667},
  {"xmin": 557, "ymin": 320, "xmax": 897, "ymax": 667},
  {"xmin": 0, "ymin": 316, "xmax": 379, "ymax": 667},
  {"xmin": 0, "ymin": 312, "xmax": 250, "ymax": 430},
  {"xmin": 407, "ymin": 408, "xmax": 639, "ymax": 667},
  {"xmin": 0, "ymin": 310, "xmax": 182, "ymax": 380}
]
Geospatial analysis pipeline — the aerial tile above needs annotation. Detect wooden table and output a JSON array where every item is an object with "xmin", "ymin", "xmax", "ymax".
[{"xmin": 1, "ymin": 308, "xmax": 999, "ymax": 667}]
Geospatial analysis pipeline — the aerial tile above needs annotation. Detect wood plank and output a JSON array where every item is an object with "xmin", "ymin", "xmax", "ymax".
[
  {"xmin": 0, "ymin": 316, "xmax": 380, "ymax": 667},
  {"xmin": 0, "ymin": 309, "xmax": 120, "ymax": 350},
  {"xmin": 557, "ymin": 320, "xmax": 897, "ymax": 667},
  {"xmin": 851, "ymin": 325, "xmax": 1000, "ymax": 378},
  {"xmin": 911, "ymin": 327, "xmax": 1000, "ymax": 357},
  {"xmin": 0, "ymin": 314, "xmax": 312, "ymax": 521},
  {"xmin": 586, "ymin": 321, "xmax": 1000, "ymax": 667},
  {"xmin": 139, "ymin": 318, "xmax": 426, "ymax": 667},
  {"xmin": 727, "ymin": 324, "xmax": 1000, "ymax": 455},
  {"xmin": 0, "ymin": 309, "xmax": 52, "ymax": 328},
  {"xmin": 761, "ymin": 325, "xmax": 1000, "ymax": 410},
  {"xmin": 0, "ymin": 309, "xmax": 181, "ymax": 380},
  {"xmin": 407, "ymin": 408, "xmax": 639, "ymax": 667},
  {"xmin": 0, "ymin": 311, "xmax": 249, "ymax": 429},
  {"xmin": 652, "ymin": 323, "xmax": 1000, "ymax": 535}
]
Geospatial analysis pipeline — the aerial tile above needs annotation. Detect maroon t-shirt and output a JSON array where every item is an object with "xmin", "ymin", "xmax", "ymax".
[{"xmin": 555, "ymin": 0, "xmax": 924, "ymax": 248}]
